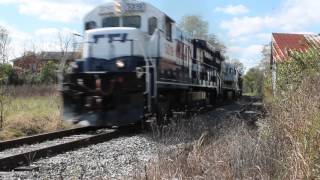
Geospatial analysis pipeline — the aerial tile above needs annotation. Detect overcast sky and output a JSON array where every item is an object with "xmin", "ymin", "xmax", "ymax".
[{"xmin": 1, "ymin": 0, "xmax": 320, "ymax": 69}]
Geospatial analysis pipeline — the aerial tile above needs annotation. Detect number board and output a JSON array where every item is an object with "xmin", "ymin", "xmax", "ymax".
[
  {"xmin": 126, "ymin": 3, "xmax": 146, "ymax": 12},
  {"xmin": 99, "ymin": 3, "xmax": 146, "ymax": 15}
]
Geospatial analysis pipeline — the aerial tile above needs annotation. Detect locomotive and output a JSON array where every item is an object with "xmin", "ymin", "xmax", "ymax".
[{"xmin": 62, "ymin": 0, "xmax": 242, "ymax": 127}]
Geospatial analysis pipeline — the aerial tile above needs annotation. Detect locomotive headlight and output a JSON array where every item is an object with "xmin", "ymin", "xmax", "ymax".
[{"xmin": 116, "ymin": 60, "xmax": 125, "ymax": 68}]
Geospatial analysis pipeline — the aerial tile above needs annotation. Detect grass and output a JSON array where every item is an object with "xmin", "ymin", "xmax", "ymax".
[
  {"xmin": 0, "ymin": 85, "xmax": 69, "ymax": 141},
  {"xmin": 140, "ymin": 114, "xmax": 269, "ymax": 179}
]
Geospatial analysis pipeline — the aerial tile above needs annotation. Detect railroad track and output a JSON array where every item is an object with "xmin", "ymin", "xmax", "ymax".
[
  {"xmin": 0, "ymin": 97, "xmax": 260, "ymax": 172},
  {"xmin": 238, "ymin": 96, "xmax": 265, "ymax": 126},
  {"xmin": 0, "ymin": 127, "xmax": 98, "ymax": 151},
  {"xmin": 0, "ymin": 126, "xmax": 140, "ymax": 171}
]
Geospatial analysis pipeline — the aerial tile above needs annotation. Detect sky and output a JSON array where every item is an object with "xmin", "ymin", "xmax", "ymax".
[{"xmin": 0, "ymin": 0, "xmax": 320, "ymax": 70}]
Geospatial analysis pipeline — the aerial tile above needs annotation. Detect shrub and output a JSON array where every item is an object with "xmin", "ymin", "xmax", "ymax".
[
  {"xmin": 40, "ymin": 61, "xmax": 57, "ymax": 84},
  {"xmin": 0, "ymin": 63, "xmax": 19, "ymax": 84},
  {"xmin": 276, "ymin": 48, "xmax": 320, "ymax": 93}
]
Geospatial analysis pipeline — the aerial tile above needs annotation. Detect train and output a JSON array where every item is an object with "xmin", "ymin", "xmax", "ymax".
[{"xmin": 61, "ymin": 0, "xmax": 242, "ymax": 127}]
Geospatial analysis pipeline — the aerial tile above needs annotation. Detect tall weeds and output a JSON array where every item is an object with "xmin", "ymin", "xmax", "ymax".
[
  {"xmin": 140, "ymin": 49, "xmax": 320, "ymax": 179},
  {"xmin": 264, "ymin": 76, "xmax": 320, "ymax": 179}
]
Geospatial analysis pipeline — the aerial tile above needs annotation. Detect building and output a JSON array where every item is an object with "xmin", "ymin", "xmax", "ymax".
[
  {"xmin": 12, "ymin": 51, "xmax": 81, "ymax": 73},
  {"xmin": 271, "ymin": 33, "xmax": 320, "ymax": 92}
]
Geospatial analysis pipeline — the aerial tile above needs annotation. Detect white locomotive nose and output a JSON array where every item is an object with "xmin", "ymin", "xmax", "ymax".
[{"xmin": 83, "ymin": 27, "xmax": 146, "ymax": 61}]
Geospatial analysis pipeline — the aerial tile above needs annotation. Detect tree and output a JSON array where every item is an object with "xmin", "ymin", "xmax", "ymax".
[
  {"xmin": 0, "ymin": 26, "xmax": 10, "ymax": 129},
  {"xmin": 230, "ymin": 59, "xmax": 245, "ymax": 74},
  {"xmin": 0, "ymin": 26, "xmax": 10, "ymax": 64},
  {"xmin": 179, "ymin": 15, "xmax": 208, "ymax": 39},
  {"xmin": 207, "ymin": 34, "xmax": 226, "ymax": 53},
  {"xmin": 259, "ymin": 44, "xmax": 271, "ymax": 70},
  {"xmin": 179, "ymin": 15, "xmax": 226, "ymax": 52},
  {"xmin": 243, "ymin": 67, "xmax": 264, "ymax": 96},
  {"xmin": 40, "ymin": 61, "xmax": 57, "ymax": 84},
  {"xmin": 57, "ymin": 31, "xmax": 74, "ymax": 89}
]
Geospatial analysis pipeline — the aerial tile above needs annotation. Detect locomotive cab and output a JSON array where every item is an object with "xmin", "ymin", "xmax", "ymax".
[
  {"xmin": 62, "ymin": 28, "xmax": 148, "ymax": 127},
  {"xmin": 62, "ymin": 2, "xmax": 160, "ymax": 127}
]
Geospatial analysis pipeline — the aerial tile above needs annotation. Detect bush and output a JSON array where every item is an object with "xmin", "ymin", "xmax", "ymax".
[
  {"xmin": 262, "ymin": 48, "xmax": 320, "ymax": 178},
  {"xmin": 243, "ymin": 67, "xmax": 264, "ymax": 96},
  {"xmin": 263, "ymin": 76, "xmax": 320, "ymax": 178},
  {"xmin": 40, "ymin": 61, "xmax": 57, "ymax": 84},
  {"xmin": 0, "ymin": 63, "xmax": 19, "ymax": 84},
  {"xmin": 276, "ymin": 48, "xmax": 320, "ymax": 93}
]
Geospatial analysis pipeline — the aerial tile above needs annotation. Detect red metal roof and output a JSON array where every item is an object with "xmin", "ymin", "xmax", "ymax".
[{"xmin": 272, "ymin": 33, "xmax": 320, "ymax": 63}]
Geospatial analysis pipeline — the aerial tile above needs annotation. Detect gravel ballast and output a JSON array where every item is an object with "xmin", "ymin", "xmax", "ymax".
[{"xmin": 1, "ymin": 135, "xmax": 159, "ymax": 179}]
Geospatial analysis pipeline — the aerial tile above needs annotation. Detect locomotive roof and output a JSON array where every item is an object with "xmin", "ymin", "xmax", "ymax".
[{"xmin": 84, "ymin": 0, "xmax": 171, "ymax": 22}]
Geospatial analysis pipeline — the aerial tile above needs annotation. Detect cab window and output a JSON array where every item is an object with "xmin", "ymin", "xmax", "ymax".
[
  {"xmin": 85, "ymin": 21, "xmax": 97, "ymax": 30},
  {"xmin": 165, "ymin": 16, "xmax": 173, "ymax": 41},
  {"xmin": 102, "ymin": 17, "xmax": 120, "ymax": 27},
  {"xmin": 148, "ymin": 17, "xmax": 158, "ymax": 35},
  {"xmin": 123, "ymin": 16, "xmax": 141, "ymax": 28}
]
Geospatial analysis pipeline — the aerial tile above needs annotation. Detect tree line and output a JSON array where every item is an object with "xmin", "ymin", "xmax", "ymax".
[{"xmin": 0, "ymin": 25, "xmax": 76, "ymax": 86}]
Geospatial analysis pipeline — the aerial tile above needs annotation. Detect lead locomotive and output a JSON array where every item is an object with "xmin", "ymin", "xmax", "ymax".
[{"xmin": 62, "ymin": 0, "xmax": 242, "ymax": 127}]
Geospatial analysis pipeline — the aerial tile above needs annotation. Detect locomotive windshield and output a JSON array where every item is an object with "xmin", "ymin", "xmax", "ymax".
[
  {"xmin": 123, "ymin": 16, "xmax": 141, "ymax": 28},
  {"xmin": 102, "ymin": 16, "xmax": 141, "ymax": 28},
  {"xmin": 102, "ymin": 17, "xmax": 120, "ymax": 27}
]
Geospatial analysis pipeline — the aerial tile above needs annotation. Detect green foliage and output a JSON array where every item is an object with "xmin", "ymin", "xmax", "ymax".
[
  {"xmin": 263, "ymin": 70, "xmax": 273, "ymax": 101},
  {"xmin": 276, "ymin": 48, "xmax": 320, "ymax": 93},
  {"xmin": 39, "ymin": 61, "xmax": 57, "ymax": 84},
  {"xmin": 4, "ymin": 61, "xmax": 58, "ymax": 85},
  {"xmin": 178, "ymin": 15, "xmax": 225, "ymax": 52},
  {"xmin": 24, "ymin": 71, "xmax": 41, "ymax": 85},
  {"xmin": 179, "ymin": 15, "xmax": 208, "ymax": 39},
  {"xmin": 0, "ymin": 64, "xmax": 22, "ymax": 86},
  {"xmin": 264, "ymin": 47, "xmax": 320, "ymax": 178},
  {"xmin": 243, "ymin": 67, "xmax": 264, "ymax": 96}
]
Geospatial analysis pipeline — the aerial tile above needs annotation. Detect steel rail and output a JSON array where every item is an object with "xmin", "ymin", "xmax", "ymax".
[
  {"xmin": 0, "ymin": 127, "xmax": 99, "ymax": 151},
  {"xmin": 0, "ymin": 126, "xmax": 139, "ymax": 171}
]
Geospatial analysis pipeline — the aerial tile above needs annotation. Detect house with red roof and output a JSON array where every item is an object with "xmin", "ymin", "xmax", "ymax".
[
  {"xmin": 12, "ymin": 51, "xmax": 81, "ymax": 73},
  {"xmin": 270, "ymin": 33, "xmax": 320, "ymax": 93},
  {"xmin": 271, "ymin": 33, "xmax": 320, "ymax": 64}
]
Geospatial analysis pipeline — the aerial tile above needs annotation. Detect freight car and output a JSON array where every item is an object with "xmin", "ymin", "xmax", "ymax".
[{"xmin": 61, "ymin": 0, "xmax": 242, "ymax": 127}]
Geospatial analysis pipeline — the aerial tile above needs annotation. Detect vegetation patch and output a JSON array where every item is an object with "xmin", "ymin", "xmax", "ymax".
[
  {"xmin": 140, "ymin": 49, "xmax": 320, "ymax": 179},
  {"xmin": 0, "ymin": 86, "xmax": 69, "ymax": 141}
]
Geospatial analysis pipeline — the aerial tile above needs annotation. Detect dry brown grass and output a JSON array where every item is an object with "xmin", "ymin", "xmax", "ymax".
[
  {"xmin": 0, "ymin": 85, "xmax": 70, "ymax": 140},
  {"xmin": 139, "ymin": 76, "xmax": 320, "ymax": 179},
  {"xmin": 7, "ymin": 85, "xmax": 58, "ymax": 97},
  {"xmin": 264, "ymin": 76, "xmax": 320, "ymax": 179},
  {"xmin": 142, "ymin": 118, "xmax": 270, "ymax": 179}
]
